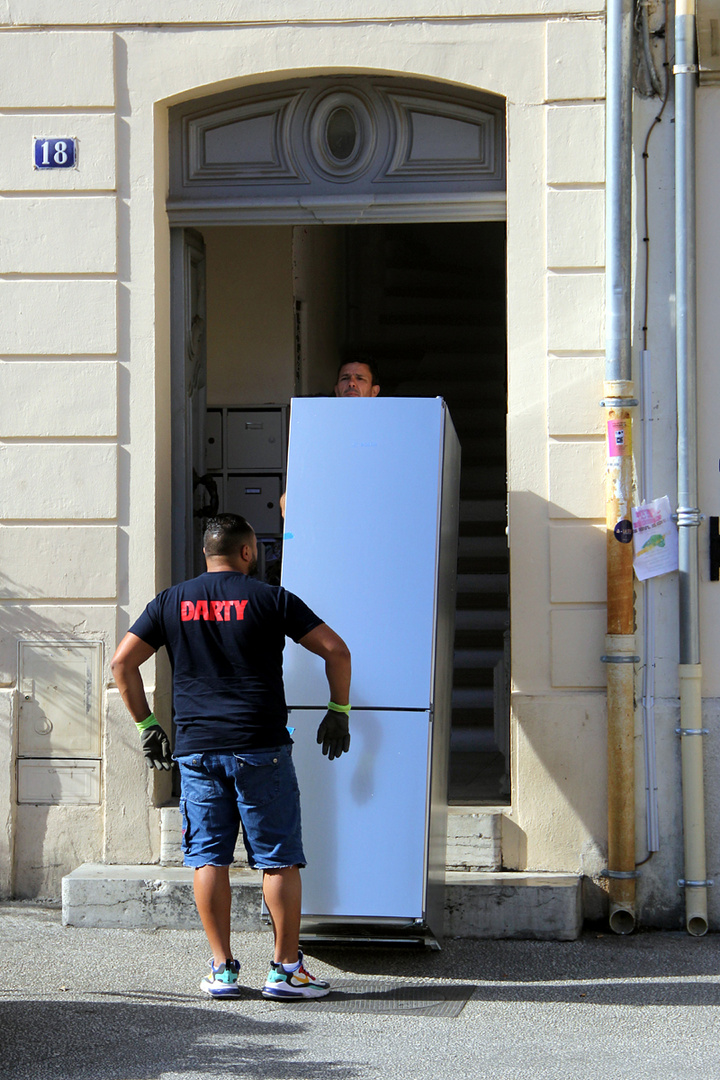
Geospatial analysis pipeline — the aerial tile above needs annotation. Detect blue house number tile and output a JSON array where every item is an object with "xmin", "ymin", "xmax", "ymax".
[{"xmin": 34, "ymin": 138, "xmax": 77, "ymax": 169}]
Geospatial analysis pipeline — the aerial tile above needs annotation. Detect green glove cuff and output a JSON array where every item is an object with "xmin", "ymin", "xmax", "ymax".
[
  {"xmin": 328, "ymin": 700, "xmax": 351, "ymax": 714},
  {"xmin": 135, "ymin": 714, "xmax": 160, "ymax": 732}
]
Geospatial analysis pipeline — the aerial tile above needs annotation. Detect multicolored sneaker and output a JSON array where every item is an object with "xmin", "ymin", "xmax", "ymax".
[
  {"xmin": 201, "ymin": 957, "xmax": 241, "ymax": 998},
  {"xmin": 261, "ymin": 951, "xmax": 330, "ymax": 1000}
]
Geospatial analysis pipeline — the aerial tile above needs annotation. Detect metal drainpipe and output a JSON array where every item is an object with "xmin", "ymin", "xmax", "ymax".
[
  {"xmin": 604, "ymin": 0, "xmax": 637, "ymax": 935},
  {"xmin": 674, "ymin": 0, "xmax": 709, "ymax": 937}
]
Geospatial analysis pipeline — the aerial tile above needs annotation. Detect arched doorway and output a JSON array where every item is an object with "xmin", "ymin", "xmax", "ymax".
[{"xmin": 168, "ymin": 74, "xmax": 508, "ymax": 803}]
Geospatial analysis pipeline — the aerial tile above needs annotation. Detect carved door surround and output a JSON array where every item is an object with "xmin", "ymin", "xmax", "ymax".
[{"xmin": 168, "ymin": 75, "xmax": 506, "ymax": 224}]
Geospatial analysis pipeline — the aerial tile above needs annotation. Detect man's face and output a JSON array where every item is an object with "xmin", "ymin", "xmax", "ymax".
[{"xmin": 334, "ymin": 362, "xmax": 380, "ymax": 398}]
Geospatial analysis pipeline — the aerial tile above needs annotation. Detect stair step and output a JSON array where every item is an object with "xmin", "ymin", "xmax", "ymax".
[
  {"xmin": 446, "ymin": 806, "xmax": 502, "ymax": 870},
  {"xmin": 457, "ymin": 573, "xmax": 509, "ymax": 594},
  {"xmin": 455, "ymin": 609, "xmax": 510, "ymax": 631},
  {"xmin": 62, "ymin": 863, "xmax": 582, "ymax": 940},
  {"xmin": 458, "ymin": 536, "xmax": 509, "ymax": 558},
  {"xmin": 459, "ymin": 500, "xmax": 506, "ymax": 523},
  {"xmin": 454, "ymin": 648, "xmax": 504, "ymax": 668},
  {"xmin": 452, "ymin": 687, "xmax": 495, "ymax": 708}
]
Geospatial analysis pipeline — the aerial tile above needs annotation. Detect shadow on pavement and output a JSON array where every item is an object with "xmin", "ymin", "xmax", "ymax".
[{"xmin": 0, "ymin": 998, "xmax": 361, "ymax": 1080}]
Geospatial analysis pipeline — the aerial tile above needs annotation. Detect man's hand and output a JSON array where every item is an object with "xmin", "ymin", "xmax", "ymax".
[
  {"xmin": 138, "ymin": 718, "xmax": 173, "ymax": 770},
  {"xmin": 316, "ymin": 711, "xmax": 350, "ymax": 760}
]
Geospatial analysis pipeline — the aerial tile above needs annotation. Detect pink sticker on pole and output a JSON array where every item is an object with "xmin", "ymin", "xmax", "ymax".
[{"xmin": 607, "ymin": 418, "xmax": 631, "ymax": 458}]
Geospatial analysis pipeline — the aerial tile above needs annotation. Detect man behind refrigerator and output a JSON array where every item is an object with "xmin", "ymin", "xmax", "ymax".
[{"xmin": 111, "ymin": 513, "xmax": 352, "ymax": 1000}]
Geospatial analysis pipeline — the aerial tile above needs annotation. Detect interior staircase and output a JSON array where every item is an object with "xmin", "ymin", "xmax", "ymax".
[{"xmin": 346, "ymin": 222, "xmax": 510, "ymax": 802}]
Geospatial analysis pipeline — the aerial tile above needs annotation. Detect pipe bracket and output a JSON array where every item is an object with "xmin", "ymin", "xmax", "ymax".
[
  {"xmin": 675, "ymin": 727, "xmax": 709, "ymax": 736},
  {"xmin": 602, "ymin": 869, "xmax": 640, "ymax": 880},
  {"xmin": 678, "ymin": 879, "xmax": 714, "ymax": 888},
  {"xmin": 600, "ymin": 397, "xmax": 639, "ymax": 408},
  {"xmin": 601, "ymin": 654, "xmax": 640, "ymax": 663},
  {"xmin": 673, "ymin": 64, "xmax": 699, "ymax": 75},
  {"xmin": 674, "ymin": 506, "xmax": 703, "ymax": 527}
]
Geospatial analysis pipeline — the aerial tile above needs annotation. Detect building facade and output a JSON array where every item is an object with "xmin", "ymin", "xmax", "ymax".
[{"xmin": 0, "ymin": 1, "xmax": 717, "ymax": 934}]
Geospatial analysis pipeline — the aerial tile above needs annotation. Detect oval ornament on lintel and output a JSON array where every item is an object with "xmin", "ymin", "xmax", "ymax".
[{"xmin": 305, "ymin": 90, "xmax": 377, "ymax": 182}]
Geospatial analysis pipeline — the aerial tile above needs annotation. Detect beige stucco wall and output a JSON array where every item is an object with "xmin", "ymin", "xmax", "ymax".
[{"xmin": 2, "ymin": 2, "xmax": 713, "ymax": 926}]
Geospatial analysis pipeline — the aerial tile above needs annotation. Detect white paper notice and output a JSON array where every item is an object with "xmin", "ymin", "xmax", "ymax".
[{"xmin": 632, "ymin": 496, "xmax": 679, "ymax": 581}]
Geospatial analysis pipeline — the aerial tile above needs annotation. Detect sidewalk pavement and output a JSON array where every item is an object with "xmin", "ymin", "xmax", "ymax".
[{"xmin": 1, "ymin": 901, "xmax": 720, "ymax": 1080}]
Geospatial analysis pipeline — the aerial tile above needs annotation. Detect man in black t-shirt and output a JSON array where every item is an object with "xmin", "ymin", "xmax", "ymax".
[{"xmin": 111, "ymin": 513, "xmax": 352, "ymax": 1001}]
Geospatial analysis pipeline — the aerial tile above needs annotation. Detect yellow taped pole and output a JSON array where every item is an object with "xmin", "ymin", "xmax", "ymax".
[
  {"xmin": 678, "ymin": 664, "xmax": 709, "ymax": 936},
  {"xmin": 605, "ymin": 382, "xmax": 637, "ymax": 934}
]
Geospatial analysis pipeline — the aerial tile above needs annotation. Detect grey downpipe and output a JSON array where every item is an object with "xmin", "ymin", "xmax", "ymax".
[
  {"xmin": 674, "ymin": 0, "xmax": 709, "ymax": 937},
  {"xmin": 604, "ymin": 0, "xmax": 637, "ymax": 935}
]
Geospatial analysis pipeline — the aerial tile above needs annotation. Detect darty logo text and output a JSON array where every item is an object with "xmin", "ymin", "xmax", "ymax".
[{"xmin": 181, "ymin": 600, "xmax": 248, "ymax": 622}]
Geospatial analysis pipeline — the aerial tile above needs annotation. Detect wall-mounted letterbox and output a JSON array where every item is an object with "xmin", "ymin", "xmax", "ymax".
[
  {"xmin": 17, "ymin": 641, "xmax": 102, "ymax": 805},
  {"xmin": 205, "ymin": 405, "xmax": 287, "ymax": 541},
  {"xmin": 227, "ymin": 410, "xmax": 284, "ymax": 471},
  {"xmin": 226, "ymin": 475, "xmax": 281, "ymax": 536}
]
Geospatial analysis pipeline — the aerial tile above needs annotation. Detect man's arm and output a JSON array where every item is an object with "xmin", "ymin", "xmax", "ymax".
[
  {"xmin": 110, "ymin": 632, "xmax": 156, "ymax": 723},
  {"xmin": 111, "ymin": 632, "xmax": 172, "ymax": 770},
  {"xmin": 298, "ymin": 624, "xmax": 352, "ymax": 760},
  {"xmin": 297, "ymin": 623, "xmax": 351, "ymax": 705}
]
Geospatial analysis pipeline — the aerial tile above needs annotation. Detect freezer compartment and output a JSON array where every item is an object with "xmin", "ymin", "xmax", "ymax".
[{"xmin": 290, "ymin": 709, "xmax": 432, "ymax": 921}]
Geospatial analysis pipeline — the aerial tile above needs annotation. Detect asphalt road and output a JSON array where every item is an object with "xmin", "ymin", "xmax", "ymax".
[{"xmin": 1, "ymin": 902, "xmax": 719, "ymax": 1080}]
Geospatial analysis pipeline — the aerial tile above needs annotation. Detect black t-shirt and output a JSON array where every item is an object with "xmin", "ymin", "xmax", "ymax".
[{"xmin": 129, "ymin": 571, "xmax": 323, "ymax": 754}]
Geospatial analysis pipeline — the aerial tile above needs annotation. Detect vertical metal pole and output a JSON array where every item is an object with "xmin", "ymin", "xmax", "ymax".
[
  {"xmin": 675, "ymin": 0, "xmax": 708, "ymax": 936},
  {"xmin": 604, "ymin": 0, "xmax": 637, "ymax": 934}
]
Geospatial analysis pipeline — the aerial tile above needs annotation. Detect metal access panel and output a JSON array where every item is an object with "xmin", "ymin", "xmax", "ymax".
[
  {"xmin": 225, "ymin": 475, "xmax": 282, "ymax": 535},
  {"xmin": 226, "ymin": 409, "xmax": 285, "ymax": 471},
  {"xmin": 17, "ymin": 759, "xmax": 101, "ymax": 805},
  {"xmin": 18, "ymin": 642, "xmax": 103, "ymax": 759}
]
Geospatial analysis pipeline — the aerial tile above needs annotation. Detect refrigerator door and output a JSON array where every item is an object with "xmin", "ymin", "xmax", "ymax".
[
  {"xmin": 290, "ymin": 709, "xmax": 430, "ymax": 919},
  {"xmin": 282, "ymin": 397, "xmax": 445, "ymax": 710}
]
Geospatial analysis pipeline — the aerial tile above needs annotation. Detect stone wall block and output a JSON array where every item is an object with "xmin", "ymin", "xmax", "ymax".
[
  {"xmin": 546, "ymin": 18, "xmax": 606, "ymax": 101},
  {"xmin": 0, "ymin": 444, "xmax": 117, "ymax": 519},
  {"xmin": 0, "ymin": 281, "xmax": 117, "ymax": 355},
  {"xmin": 0, "ymin": 115, "xmax": 116, "ymax": 191},
  {"xmin": 547, "ymin": 273, "xmax": 605, "ymax": 352},
  {"xmin": 0, "ymin": 362, "xmax": 116, "ymax": 437},
  {"xmin": 549, "ymin": 523, "xmax": 606, "ymax": 603},
  {"xmin": 548, "ymin": 440, "xmax": 605, "ymax": 518},
  {"xmin": 0, "ymin": 526, "xmax": 116, "ymax": 599},
  {"xmin": 548, "ymin": 355, "xmax": 605, "ymax": 435},
  {"xmin": 0, "ymin": 198, "xmax": 117, "ymax": 274},
  {"xmin": 547, "ymin": 188, "xmax": 605, "ymax": 269},
  {"xmin": 547, "ymin": 104, "xmax": 605, "ymax": 184},
  {"xmin": 550, "ymin": 608, "xmax": 606, "ymax": 688},
  {"xmin": 0, "ymin": 32, "xmax": 115, "ymax": 107}
]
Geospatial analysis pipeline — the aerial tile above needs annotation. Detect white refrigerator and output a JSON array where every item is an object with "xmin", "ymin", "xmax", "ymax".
[{"xmin": 281, "ymin": 397, "xmax": 460, "ymax": 946}]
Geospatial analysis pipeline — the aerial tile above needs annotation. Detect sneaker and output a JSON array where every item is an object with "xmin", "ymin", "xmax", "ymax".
[
  {"xmin": 201, "ymin": 957, "xmax": 241, "ymax": 998},
  {"xmin": 261, "ymin": 951, "xmax": 330, "ymax": 1000}
]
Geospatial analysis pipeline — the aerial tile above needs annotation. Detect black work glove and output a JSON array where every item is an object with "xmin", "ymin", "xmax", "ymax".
[
  {"xmin": 137, "ymin": 719, "xmax": 173, "ymax": 770},
  {"xmin": 316, "ymin": 711, "xmax": 350, "ymax": 761}
]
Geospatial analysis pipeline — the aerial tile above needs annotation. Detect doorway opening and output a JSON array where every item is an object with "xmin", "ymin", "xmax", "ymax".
[{"xmin": 187, "ymin": 219, "xmax": 508, "ymax": 804}]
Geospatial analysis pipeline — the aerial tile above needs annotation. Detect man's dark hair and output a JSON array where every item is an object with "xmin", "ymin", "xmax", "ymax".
[
  {"xmin": 203, "ymin": 514, "xmax": 254, "ymax": 556},
  {"xmin": 336, "ymin": 354, "xmax": 380, "ymax": 388}
]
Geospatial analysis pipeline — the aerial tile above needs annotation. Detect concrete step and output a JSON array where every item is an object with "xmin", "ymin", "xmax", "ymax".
[
  {"xmin": 446, "ymin": 807, "xmax": 502, "ymax": 871},
  {"xmin": 161, "ymin": 805, "xmax": 504, "ymax": 872},
  {"xmin": 62, "ymin": 864, "xmax": 582, "ymax": 940}
]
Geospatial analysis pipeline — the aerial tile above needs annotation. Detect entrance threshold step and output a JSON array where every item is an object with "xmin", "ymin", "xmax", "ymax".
[{"xmin": 62, "ymin": 864, "xmax": 582, "ymax": 941}]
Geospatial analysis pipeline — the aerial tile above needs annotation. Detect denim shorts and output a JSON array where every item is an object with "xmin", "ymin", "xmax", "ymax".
[{"xmin": 174, "ymin": 744, "xmax": 306, "ymax": 870}]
